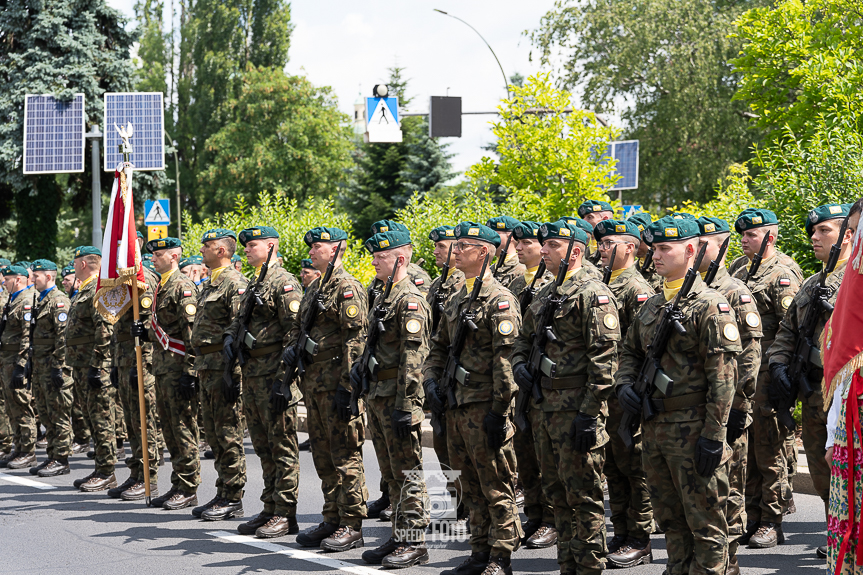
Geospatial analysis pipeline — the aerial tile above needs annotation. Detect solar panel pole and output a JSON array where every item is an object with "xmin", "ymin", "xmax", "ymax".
[
  {"xmin": 164, "ymin": 129, "xmax": 181, "ymax": 240},
  {"xmin": 85, "ymin": 127, "xmax": 103, "ymax": 249}
]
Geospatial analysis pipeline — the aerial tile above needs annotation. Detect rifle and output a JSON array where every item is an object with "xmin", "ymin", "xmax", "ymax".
[
  {"xmin": 776, "ymin": 215, "xmax": 849, "ymax": 430},
  {"xmin": 618, "ymin": 242, "xmax": 709, "ymax": 450},
  {"xmin": 431, "ymin": 244, "xmax": 453, "ymax": 333},
  {"xmin": 637, "ymin": 247, "xmax": 654, "ymax": 274},
  {"xmin": 703, "ymin": 236, "xmax": 730, "ymax": 287},
  {"xmin": 223, "ymin": 244, "xmax": 274, "ymax": 397},
  {"xmin": 25, "ymin": 292, "xmax": 36, "ymax": 391},
  {"xmin": 602, "ymin": 245, "xmax": 619, "ymax": 285},
  {"xmin": 430, "ymin": 253, "xmax": 490, "ymax": 436},
  {"xmin": 514, "ymin": 235, "xmax": 577, "ymax": 432},
  {"xmin": 350, "ymin": 257, "xmax": 399, "ymax": 416},
  {"xmin": 493, "ymin": 233, "xmax": 513, "ymax": 280},
  {"xmin": 0, "ymin": 300, "xmax": 10, "ymax": 340},
  {"xmin": 743, "ymin": 232, "xmax": 770, "ymax": 285},
  {"xmin": 518, "ymin": 260, "xmax": 546, "ymax": 315},
  {"xmin": 280, "ymin": 243, "xmax": 341, "ymax": 396}
]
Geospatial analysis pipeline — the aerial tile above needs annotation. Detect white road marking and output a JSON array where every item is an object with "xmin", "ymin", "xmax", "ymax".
[
  {"xmin": 0, "ymin": 471, "xmax": 56, "ymax": 490},
  {"xmin": 208, "ymin": 530, "xmax": 381, "ymax": 574}
]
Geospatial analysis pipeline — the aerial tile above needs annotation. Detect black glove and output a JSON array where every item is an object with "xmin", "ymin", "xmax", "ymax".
[
  {"xmin": 110, "ymin": 367, "xmax": 118, "ymax": 388},
  {"xmin": 726, "ymin": 408, "xmax": 747, "ymax": 445},
  {"xmin": 424, "ymin": 378, "xmax": 446, "ymax": 416},
  {"xmin": 131, "ymin": 320, "xmax": 148, "ymax": 342},
  {"xmin": 334, "ymin": 386, "xmax": 353, "ymax": 422},
  {"xmin": 695, "ymin": 436, "xmax": 724, "ymax": 477},
  {"xmin": 87, "ymin": 366, "xmax": 103, "ymax": 389},
  {"xmin": 129, "ymin": 366, "xmax": 138, "ymax": 390},
  {"xmin": 282, "ymin": 344, "xmax": 298, "ymax": 368},
  {"xmin": 349, "ymin": 362, "xmax": 363, "ymax": 393},
  {"xmin": 11, "ymin": 364, "xmax": 26, "ymax": 389},
  {"xmin": 392, "ymin": 409, "xmax": 413, "ymax": 439},
  {"xmin": 769, "ymin": 363, "xmax": 793, "ymax": 407},
  {"xmin": 513, "ymin": 362, "xmax": 533, "ymax": 392},
  {"xmin": 569, "ymin": 412, "xmax": 598, "ymax": 453},
  {"xmin": 482, "ymin": 410, "xmax": 508, "ymax": 451},
  {"xmin": 223, "ymin": 375, "xmax": 241, "ymax": 404},
  {"xmin": 617, "ymin": 383, "xmax": 642, "ymax": 416},
  {"xmin": 178, "ymin": 374, "xmax": 198, "ymax": 400},
  {"xmin": 222, "ymin": 334, "xmax": 235, "ymax": 364},
  {"xmin": 270, "ymin": 381, "xmax": 291, "ymax": 415},
  {"xmin": 51, "ymin": 367, "xmax": 65, "ymax": 390}
]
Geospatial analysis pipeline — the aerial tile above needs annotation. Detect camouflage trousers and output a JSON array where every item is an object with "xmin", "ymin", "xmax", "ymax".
[
  {"xmin": 200, "ymin": 371, "xmax": 247, "ymax": 502},
  {"xmin": 0, "ymin": 378, "xmax": 11, "ymax": 452},
  {"xmin": 118, "ymin": 364, "xmax": 159, "ymax": 483},
  {"xmin": 32, "ymin": 363, "xmax": 73, "ymax": 461},
  {"xmin": 745, "ymin": 373, "xmax": 789, "ymax": 525},
  {"xmin": 113, "ymin": 382, "xmax": 126, "ymax": 443},
  {"xmin": 75, "ymin": 367, "xmax": 117, "ymax": 475},
  {"xmin": 32, "ymin": 378, "xmax": 44, "ymax": 436},
  {"xmin": 534, "ymin": 408, "xmax": 606, "ymax": 574},
  {"xmin": 513, "ymin": 397, "xmax": 553, "ymax": 523},
  {"xmin": 447, "ymin": 401, "xmax": 522, "ymax": 558},
  {"xmin": 726, "ymin": 424, "xmax": 748, "ymax": 546},
  {"xmin": 155, "ymin": 369, "xmax": 200, "ymax": 492},
  {"xmin": 71, "ymin": 374, "xmax": 92, "ymax": 444},
  {"xmin": 1, "ymin": 359, "xmax": 36, "ymax": 455},
  {"xmin": 801, "ymin": 391, "xmax": 829, "ymax": 502},
  {"xmin": 643, "ymin": 419, "xmax": 729, "ymax": 575},
  {"xmin": 305, "ymin": 388, "xmax": 368, "ymax": 528},
  {"xmin": 367, "ymin": 396, "xmax": 427, "ymax": 542},
  {"xmin": 605, "ymin": 399, "xmax": 653, "ymax": 540}
]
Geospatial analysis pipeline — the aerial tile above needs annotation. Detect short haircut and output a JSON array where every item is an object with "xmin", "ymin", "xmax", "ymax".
[{"xmin": 217, "ymin": 237, "xmax": 237, "ymax": 258}]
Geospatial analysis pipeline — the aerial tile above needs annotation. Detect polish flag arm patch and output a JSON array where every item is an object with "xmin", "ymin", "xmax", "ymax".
[
  {"xmin": 718, "ymin": 303, "xmax": 730, "ymax": 313},
  {"xmin": 595, "ymin": 295, "xmax": 610, "ymax": 305},
  {"xmin": 414, "ymin": 279, "xmax": 424, "ymax": 286},
  {"xmin": 779, "ymin": 278, "xmax": 791, "ymax": 286},
  {"xmin": 183, "ymin": 290, "xmax": 193, "ymax": 297},
  {"xmin": 740, "ymin": 295, "xmax": 751, "ymax": 303},
  {"xmin": 498, "ymin": 300, "xmax": 510, "ymax": 311},
  {"xmin": 284, "ymin": 285, "xmax": 294, "ymax": 292},
  {"xmin": 636, "ymin": 294, "xmax": 649, "ymax": 303},
  {"xmin": 344, "ymin": 290, "xmax": 354, "ymax": 299},
  {"xmin": 57, "ymin": 302, "xmax": 65, "ymax": 308},
  {"xmin": 407, "ymin": 301, "xmax": 418, "ymax": 311}
]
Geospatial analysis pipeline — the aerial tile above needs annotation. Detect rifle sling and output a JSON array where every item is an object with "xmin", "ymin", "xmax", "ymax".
[
  {"xmin": 541, "ymin": 374, "xmax": 587, "ymax": 390},
  {"xmin": 649, "ymin": 391, "xmax": 707, "ymax": 413}
]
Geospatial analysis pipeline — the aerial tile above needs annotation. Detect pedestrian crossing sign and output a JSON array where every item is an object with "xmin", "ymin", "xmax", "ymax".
[
  {"xmin": 144, "ymin": 199, "xmax": 170, "ymax": 225},
  {"xmin": 365, "ymin": 96, "xmax": 402, "ymax": 143}
]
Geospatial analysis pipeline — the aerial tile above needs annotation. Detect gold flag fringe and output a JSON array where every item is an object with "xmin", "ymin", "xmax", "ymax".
[{"xmin": 822, "ymin": 325, "xmax": 863, "ymax": 411}]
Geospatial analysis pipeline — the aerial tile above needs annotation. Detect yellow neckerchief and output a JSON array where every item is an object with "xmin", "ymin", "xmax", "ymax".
[
  {"xmin": 79, "ymin": 274, "xmax": 97, "ymax": 290},
  {"xmin": 523, "ymin": 265, "xmax": 540, "ymax": 285},
  {"xmin": 464, "ymin": 271, "xmax": 492, "ymax": 293},
  {"xmin": 589, "ymin": 237, "xmax": 597, "ymax": 254},
  {"xmin": 699, "ymin": 270, "xmax": 708, "ymax": 281},
  {"xmin": 609, "ymin": 267, "xmax": 626, "ymax": 282},
  {"xmin": 564, "ymin": 267, "xmax": 578, "ymax": 282},
  {"xmin": 209, "ymin": 265, "xmax": 228, "ymax": 283},
  {"xmin": 826, "ymin": 256, "xmax": 849, "ymax": 275},
  {"xmin": 663, "ymin": 277, "xmax": 685, "ymax": 301},
  {"xmin": 159, "ymin": 268, "xmax": 177, "ymax": 287}
]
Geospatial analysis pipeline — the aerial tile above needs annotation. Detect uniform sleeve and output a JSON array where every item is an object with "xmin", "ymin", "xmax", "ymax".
[
  {"xmin": 89, "ymin": 305, "xmax": 114, "ymax": 370},
  {"xmin": 771, "ymin": 273, "xmax": 802, "ymax": 323},
  {"xmin": 767, "ymin": 290, "xmax": 802, "ymax": 368},
  {"xmin": 700, "ymin": 302, "xmax": 742, "ymax": 442},
  {"xmin": 733, "ymin": 296, "xmax": 763, "ymax": 411},
  {"xmin": 338, "ymin": 280, "xmax": 368, "ymax": 392},
  {"xmin": 17, "ymin": 301, "xmax": 32, "ymax": 365},
  {"xmin": 397, "ymin": 297, "xmax": 431, "ymax": 412},
  {"xmin": 423, "ymin": 304, "xmax": 451, "ymax": 382},
  {"xmin": 276, "ymin": 275, "xmax": 302, "ymax": 348},
  {"xmin": 178, "ymin": 285, "xmax": 198, "ymax": 375},
  {"xmin": 510, "ymin": 299, "xmax": 537, "ymax": 367},
  {"xmin": 52, "ymin": 298, "xmax": 69, "ymax": 369},
  {"xmin": 614, "ymin": 308, "xmax": 646, "ymax": 389},
  {"xmin": 581, "ymin": 288, "xmax": 621, "ymax": 416},
  {"xmin": 286, "ymin": 279, "xmax": 315, "ymax": 347},
  {"xmin": 489, "ymin": 293, "xmax": 521, "ymax": 415}
]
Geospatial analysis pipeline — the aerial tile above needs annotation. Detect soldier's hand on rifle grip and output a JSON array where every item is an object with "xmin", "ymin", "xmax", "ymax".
[
  {"xmin": 110, "ymin": 367, "xmax": 118, "ymax": 388},
  {"xmin": 695, "ymin": 436, "xmax": 723, "ymax": 477},
  {"xmin": 129, "ymin": 366, "xmax": 138, "ymax": 390},
  {"xmin": 617, "ymin": 382, "xmax": 642, "ymax": 416},
  {"xmin": 11, "ymin": 364, "xmax": 26, "ymax": 389},
  {"xmin": 482, "ymin": 410, "xmax": 508, "ymax": 451},
  {"xmin": 726, "ymin": 408, "xmax": 747, "ymax": 445},
  {"xmin": 282, "ymin": 344, "xmax": 298, "ymax": 368},
  {"xmin": 349, "ymin": 363, "xmax": 363, "ymax": 393},
  {"xmin": 131, "ymin": 320, "xmax": 148, "ymax": 342},
  {"xmin": 178, "ymin": 374, "xmax": 198, "ymax": 400},
  {"xmin": 570, "ymin": 412, "xmax": 598, "ymax": 453},
  {"xmin": 513, "ymin": 363, "xmax": 533, "ymax": 392},
  {"xmin": 222, "ymin": 335, "xmax": 235, "ymax": 364},
  {"xmin": 768, "ymin": 363, "xmax": 793, "ymax": 407},
  {"xmin": 391, "ymin": 409, "xmax": 412, "ymax": 439},
  {"xmin": 87, "ymin": 366, "xmax": 102, "ymax": 389},
  {"xmin": 270, "ymin": 382, "xmax": 290, "ymax": 415},
  {"xmin": 424, "ymin": 378, "xmax": 446, "ymax": 416},
  {"xmin": 333, "ymin": 386, "xmax": 353, "ymax": 421},
  {"xmin": 51, "ymin": 368, "xmax": 65, "ymax": 390}
]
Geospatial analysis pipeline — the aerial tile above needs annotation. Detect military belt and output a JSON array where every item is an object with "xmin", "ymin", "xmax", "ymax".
[
  {"xmin": 375, "ymin": 367, "xmax": 399, "ymax": 381},
  {"xmin": 0, "ymin": 344, "xmax": 18, "ymax": 353},
  {"xmin": 67, "ymin": 335, "xmax": 95, "ymax": 346},
  {"xmin": 195, "ymin": 343, "xmax": 224, "ymax": 355},
  {"xmin": 650, "ymin": 391, "xmax": 708, "ymax": 413},
  {"xmin": 460, "ymin": 371, "xmax": 493, "ymax": 384},
  {"xmin": 541, "ymin": 374, "xmax": 587, "ymax": 390},
  {"xmin": 31, "ymin": 338, "xmax": 55, "ymax": 346},
  {"xmin": 309, "ymin": 347, "xmax": 340, "ymax": 364},
  {"xmin": 115, "ymin": 333, "xmax": 133, "ymax": 343},
  {"xmin": 247, "ymin": 343, "xmax": 282, "ymax": 358}
]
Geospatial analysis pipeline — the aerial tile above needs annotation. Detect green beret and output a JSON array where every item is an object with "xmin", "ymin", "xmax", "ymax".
[
  {"xmin": 697, "ymin": 216, "xmax": 730, "ymax": 236},
  {"xmin": 577, "ymin": 199, "xmax": 613, "ymax": 218},
  {"xmin": 593, "ymin": 219, "xmax": 641, "ymax": 241},
  {"xmin": 276, "ymin": 252, "xmax": 283, "ymax": 259},
  {"xmin": 513, "ymin": 221, "xmax": 542, "ymax": 240},
  {"xmin": 15, "ymin": 261, "xmax": 31, "ymax": 270},
  {"xmin": 231, "ymin": 254, "xmax": 241, "ymax": 263},
  {"xmin": 365, "ymin": 231, "xmax": 412, "ymax": 253},
  {"xmin": 0, "ymin": 258, "xmax": 10, "ymax": 268},
  {"xmin": 303, "ymin": 226, "xmax": 348, "ymax": 246},
  {"xmin": 370, "ymin": 220, "xmax": 409, "ymax": 235},
  {"xmin": 178, "ymin": 257, "xmax": 193, "ymax": 269},
  {"xmin": 62, "ymin": 265, "xmax": 75, "ymax": 276},
  {"xmin": 136, "ymin": 231, "xmax": 143, "ymax": 240},
  {"xmin": 201, "ymin": 228, "xmax": 237, "ymax": 243},
  {"xmin": 644, "ymin": 216, "xmax": 701, "ymax": 244},
  {"xmin": 73, "ymin": 246, "xmax": 101, "ymax": 258},
  {"xmin": 301, "ymin": 258, "xmax": 314, "ymax": 269},
  {"xmin": 734, "ymin": 208, "xmax": 778, "ymax": 233},
  {"xmin": 429, "ymin": 225, "xmax": 456, "ymax": 242},
  {"xmin": 672, "ymin": 212, "xmax": 696, "ymax": 220},
  {"xmin": 30, "ymin": 259, "xmax": 57, "ymax": 272},
  {"xmin": 485, "ymin": 216, "xmax": 520, "ymax": 232},
  {"xmin": 142, "ymin": 253, "xmax": 152, "ymax": 261},
  {"xmin": 805, "ymin": 203, "xmax": 851, "ymax": 236},
  {"xmin": 538, "ymin": 220, "xmax": 588, "ymax": 245},
  {"xmin": 560, "ymin": 216, "xmax": 596, "ymax": 237},
  {"xmin": 146, "ymin": 236, "xmax": 182, "ymax": 253},
  {"xmin": 2, "ymin": 265, "xmax": 29, "ymax": 277},
  {"xmin": 453, "ymin": 221, "xmax": 501, "ymax": 248},
  {"xmin": 627, "ymin": 212, "xmax": 653, "ymax": 234},
  {"xmin": 238, "ymin": 226, "xmax": 279, "ymax": 246},
  {"xmin": 143, "ymin": 260, "xmax": 157, "ymax": 273}
]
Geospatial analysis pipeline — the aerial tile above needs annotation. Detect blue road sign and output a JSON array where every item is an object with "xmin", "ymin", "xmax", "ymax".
[
  {"xmin": 366, "ymin": 97, "xmax": 400, "ymax": 127},
  {"xmin": 623, "ymin": 205, "xmax": 644, "ymax": 219},
  {"xmin": 144, "ymin": 199, "xmax": 170, "ymax": 225}
]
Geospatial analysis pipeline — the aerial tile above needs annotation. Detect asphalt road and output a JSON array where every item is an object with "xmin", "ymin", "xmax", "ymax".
[{"xmin": 0, "ymin": 433, "xmax": 828, "ymax": 574}]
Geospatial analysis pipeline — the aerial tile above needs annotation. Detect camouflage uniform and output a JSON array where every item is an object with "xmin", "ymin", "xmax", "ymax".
[
  {"xmin": 0, "ymin": 288, "xmax": 36, "ymax": 456},
  {"xmin": 511, "ymin": 267, "xmax": 620, "ymax": 574},
  {"xmin": 707, "ymin": 266, "xmax": 762, "ymax": 552},
  {"xmin": 31, "ymin": 287, "xmax": 74, "ymax": 462},
  {"xmin": 507, "ymin": 266, "xmax": 555, "ymax": 526},
  {"xmin": 288, "ymin": 265, "xmax": 368, "ymax": 527},
  {"xmin": 492, "ymin": 254, "xmax": 526, "ymax": 289},
  {"xmin": 638, "ymin": 262, "xmax": 662, "ymax": 293},
  {"xmin": 605, "ymin": 265, "xmax": 655, "ymax": 543},
  {"xmin": 68, "ymin": 287, "xmax": 92, "ymax": 446},
  {"xmin": 365, "ymin": 278, "xmax": 430, "ymax": 541},
  {"xmin": 0, "ymin": 290, "xmax": 11, "ymax": 452},
  {"xmin": 617, "ymin": 275, "xmax": 740, "ymax": 575},
  {"xmin": 368, "ymin": 262, "xmax": 431, "ymax": 300},
  {"xmin": 66, "ymin": 277, "xmax": 116, "ymax": 475},
  {"xmin": 112, "ymin": 267, "xmax": 160, "ymax": 483},
  {"xmin": 423, "ymin": 274, "xmax": 523, "ymax": 558},
  {"xmin": 152, "ymin": 269, "xmax": 200, "ymax": 494},
  {"xmin": 193, "ymin": 265, "xmax": 248, "ymax": 503},
  {"xmin": 227, "ymin": 262, "xmax": 303, "ymax": 516},
  {"xmin": 732, "ymin": 256, "xmax": 802, "ymax": 525},
  {"xmin": 728, "ymin": 252, "xmax": 803, "ymax": 278}
]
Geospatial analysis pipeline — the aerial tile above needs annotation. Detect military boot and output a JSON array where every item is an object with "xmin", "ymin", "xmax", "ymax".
[
  {"xmin": 514, "ymin": 483, "xmax": 525, "ymax": 507},
  {"xmin": 149, "ymin": 486, "xmax": 178, "ymax": 508},
  {"xmin": 817, "ymin": 546, "xmax": 828, "ymax": 558},
  {"xmin": 70, "ymin": 441, "xmax": 89, "ymax": 454},
  {"xmin": 29, "ymin": 459, "xmax": 51, "ymax": 475},
  {"xmin": 0, "ymin": 450, "xmax": 18, "ymax": 468},
  {"xmin": 320, "ymin": 526, "xmax": 363, "ymax": 552},
  {"xmin": 256, "ymin": 515, "xmax": 299, "ymax": 538},
  {"xmin": 193, "ymin": 495, "xmax": 221, "ymax": 518},
  {"xmin": 298, "ymin": 438, "xmax": 311, "ymax": 451},
  {"xmin": 520, "ymin": 518, "xmax": 542, "ymax": 543},
  {"xmin": 296, "ymin": 521, "xmax": 338, "ymax": 547},
  {"xmin": 201, "ymin": 498, "xmax": 244, "ymax": 522},
  {"xmin": 607, "ymin": 533, "xmax": 628, "ymax": 554},
  {"xmin": 481, "ymin": 556, "xmax": 512, "ymax": 575},
  {"xmin": 382, "ymin": 543, "xmax": 430, "ymax": 569},
  {"xmin": 748, "ymin": 522, "xmax": 784, "ymax": 549},
  {"xmin": 7, "ymin": 452, "xmax": 36, "ymax": 469},
  {"xmin": 73, "ymin": 470, "xmax": 97, "ymax": 489},
  {"xmin": 163, "ymin": 490, "xmax": 197, "ymax": 510},
  {"xmin": 739, "ymin": 519, "xmax": 759, "ymax": 546},
  {"xmin": 366, "ymin": 492, "xmax": 390, "ymax": 519},
  {"xmin": 524, "ymin": 523, "xmax": 557, "ymax": 549},
  {"xmin": 38, "ymin": 459, "xmax": 70, "ymax": 477},
  {"xmin": 362, "ymin": 537, "xmax": 399, "ymax": 564},
  {"xmin": 79, "ymin": 472, "xmax": 117, "ymax": 492},
  {"xmin": 238, "ymin": 511, "xmax": 275, "ymax": 535},
  {"xmin": 441, "ymin": 552, "xmax": 490, "ymax": 575},
  {"xmin": 108, "ymin": 476, "xmax": 138, "ymax": 498},
  {"xmin": 606, "ymin": 536, "xmax": 652, "ymax": 568},
  {"xmin": 122, "ymin": 481, "xmax": 158, "ymax": 501},
  {"xmin": 379, "ymin": 504, "xmax": 393, "ymax": 522}
]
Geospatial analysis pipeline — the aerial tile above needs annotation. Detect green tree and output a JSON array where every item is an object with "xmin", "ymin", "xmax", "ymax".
[
  {"xmin": 199, "ymin": 66, "xmax": 354, "ymax": 214},
  {"xmin": 0, "ymin": 0, "xmax": 136, "ymax": 260},
  {"xmin": 530, "ymin": 0, "xmax": 767, "ymax": 208}
]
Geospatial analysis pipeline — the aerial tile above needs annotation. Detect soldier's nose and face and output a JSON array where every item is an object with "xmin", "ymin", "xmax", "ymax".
[
  {"xmin": 516, "ymin": 238, "xmax": 541, "ymax": 266},
  {"xmin": 199, "ymin": 241, "xmax": 218, "ymax": 269},
  {"xmin": 308, "ymin": 241, "xmax": 335, "ymax": 272},
  {"xmin": 433, "ymin": 241, "xmax": 452, "ymax": 268},
  {"xmin": 244, "ymin": 239, "xmax": 274, "ymax": 267},
  {"xmin": 540, "ymin": 239, "xmax": 566, "ymax": 274},
  {"xmin": 740, "ymin": 229, "xmax": 764, "ymax": 259},
  {"xmin": 583, "ymin": 212, "xmax": 610, "ymax": 227},
  {"xmin": 33, "ymin": 271, "xmax": 51, "ymax": 291},
  {"xmin": 810, "ymin": 220, "xmax": 840, "ymax": 262},
  {"xmin": 372, "ymin": 250, "xmax": 398, "ymax": 281}
]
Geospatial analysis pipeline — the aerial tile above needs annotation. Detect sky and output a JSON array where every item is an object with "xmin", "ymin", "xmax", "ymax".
[{"xmin": 105, "ymin": 0, "xmax": 561, "ymax": 176}]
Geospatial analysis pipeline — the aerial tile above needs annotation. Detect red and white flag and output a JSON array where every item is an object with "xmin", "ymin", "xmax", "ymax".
[{"xmin": 94, "ymin": 163, "xmax": 146, "ymax": 324}]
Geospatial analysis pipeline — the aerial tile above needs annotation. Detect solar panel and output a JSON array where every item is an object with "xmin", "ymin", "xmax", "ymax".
[
  {"xmin": 607, "ymin": 140, "xmax": 639, "ymax": 191},
  {"xmin": 23, "ymin": 94, "xmax": 86, "ymax": 175},
  {"xmin": 103, "ymin": 92, "xmax": 165, "ymax": 171}
]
